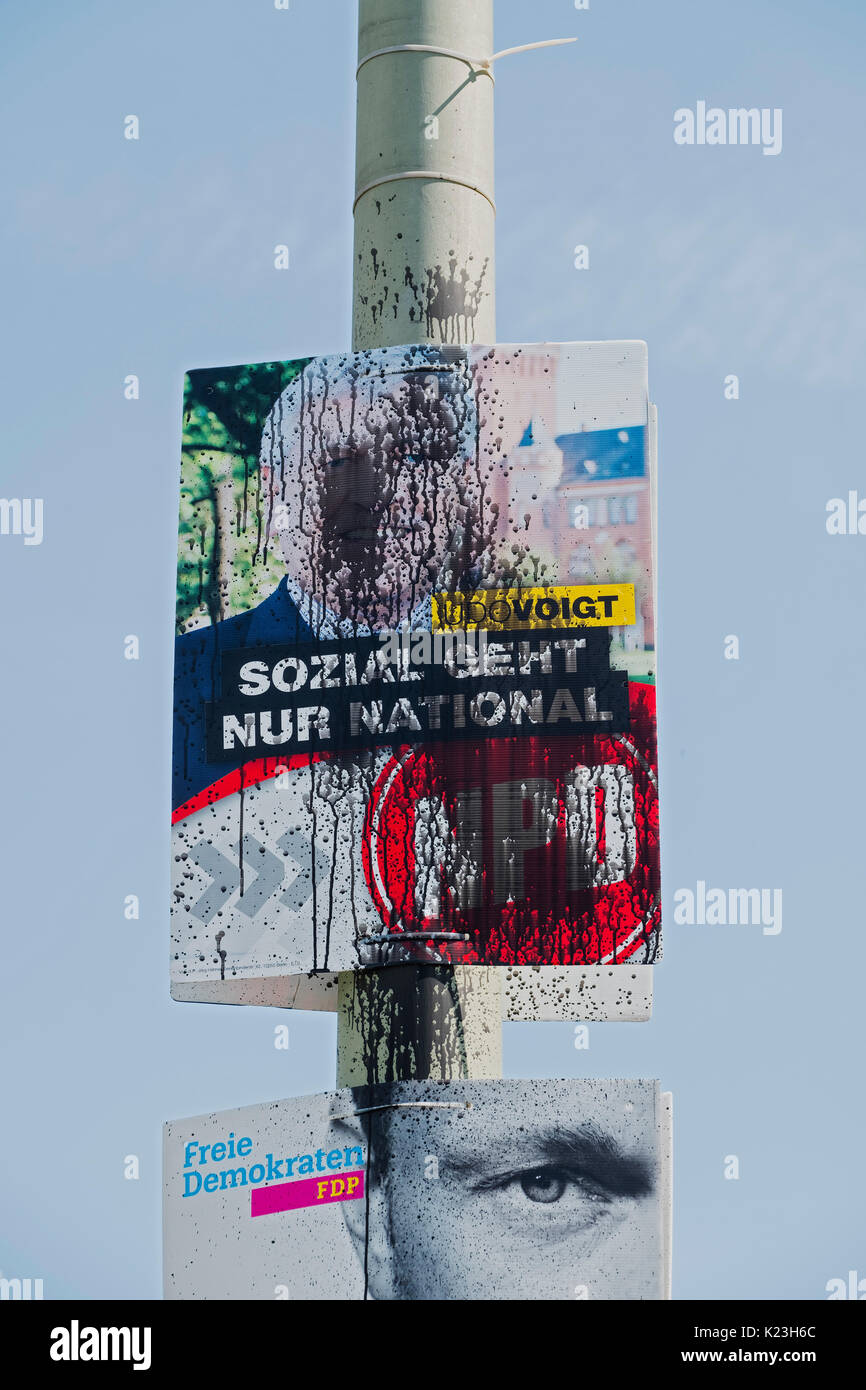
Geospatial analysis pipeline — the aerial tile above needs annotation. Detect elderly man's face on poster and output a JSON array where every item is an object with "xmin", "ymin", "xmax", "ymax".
[{"xmin": 262, "ymin": 359, "xmax": 500, "ymax": 629}]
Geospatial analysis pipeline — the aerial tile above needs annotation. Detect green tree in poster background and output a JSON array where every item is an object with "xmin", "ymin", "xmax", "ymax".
[{"xmin": 177, "ymin": 359, "xmax": 308, "ymax": 634}]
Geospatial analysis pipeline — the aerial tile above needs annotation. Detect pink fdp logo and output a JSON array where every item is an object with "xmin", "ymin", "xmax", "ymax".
[{"xmin": 251, "ymin": 1170, "xmax": 364, "ymax": 1217}]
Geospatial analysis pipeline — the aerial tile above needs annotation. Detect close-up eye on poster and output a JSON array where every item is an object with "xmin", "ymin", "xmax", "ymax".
[{"xmin": 1, "ymin": 0, "xmax": 863, "ymax": 1369}]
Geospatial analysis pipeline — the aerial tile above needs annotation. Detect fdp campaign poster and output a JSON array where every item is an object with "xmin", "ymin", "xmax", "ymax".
[
  {"xmin": 164, "ymin": 1078, "xmax": 669, "ymax": 1301},
  {"xmin": 171, "ymin": 342, "xmax": 659, "ymax": 1005}
]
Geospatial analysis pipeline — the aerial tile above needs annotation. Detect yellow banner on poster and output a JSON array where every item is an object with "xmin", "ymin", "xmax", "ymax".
[{"xmin": 432, "ymin": 583, "xmax": 636, "ymax": 631}]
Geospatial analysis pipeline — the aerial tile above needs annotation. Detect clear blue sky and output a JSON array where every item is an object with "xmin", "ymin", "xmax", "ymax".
[{"xmin": 1, "ymin": 0, "xmax": 865, "ymax": 1299}]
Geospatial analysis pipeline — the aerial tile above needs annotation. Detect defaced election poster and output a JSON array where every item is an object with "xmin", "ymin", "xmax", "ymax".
[
  {"xmin": 171, "ymin": 341, "xmax": 659, "ymax": 1005},
  {"xmin": 164, "ymin": 1078, "xmax": 669, "ymax": 1301}
]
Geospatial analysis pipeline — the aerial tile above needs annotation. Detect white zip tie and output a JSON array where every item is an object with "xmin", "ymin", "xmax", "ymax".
[
  {"xmin": 487, "ymin": 38, "xmax": 578, "ymax": 66},
  {"xmin": 360, "ymin": 931, "xmax": 471, "ymax": 943},
  {"xmin": 353, "ymin": 38, "xmax": 576, "ymax": 213},
  {"xmin": 353, "ymin": 169, "xmax": 496, "ymax": 213},
  {"xmin": 356, "ymin": 37, "xmax": 577, "ymax": 80},
  {"xmin": 357, "ymin": 43, "xmax": 493, "ymax": 79},
  {"xmin": 331, "ymin": 1101, "xmax": 473, "ymax": 1121}
]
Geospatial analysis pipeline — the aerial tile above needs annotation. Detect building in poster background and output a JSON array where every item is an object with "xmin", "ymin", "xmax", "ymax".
[
  {"xmin": 164, "ymin": 1078, "xmax": 671, "ymax": 1301},
  {"xmin": 171, "ymin": 341, "xmax": 659, "ymax": 1009}
]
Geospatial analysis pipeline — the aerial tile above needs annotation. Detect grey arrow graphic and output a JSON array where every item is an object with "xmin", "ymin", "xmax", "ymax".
[
  {"xmin": 188, "ymin": 843, "xmax": 236, "ymax": 925},
  {"xmin": 278, "ymin": 828, "xmax": 331, "ymax": 914},
  {"xmin": 237, "ymin": 834, "xmax": 284, "ymax": 918},
  {"xmin": 189, "ymin": 829, "xmax": 331, "ymax": 927}
]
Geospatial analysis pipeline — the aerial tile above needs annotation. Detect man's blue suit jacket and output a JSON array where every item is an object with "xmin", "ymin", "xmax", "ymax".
[{"xmin": 173, "ymin": 578, "xmax": 313, "ymax": 811}]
